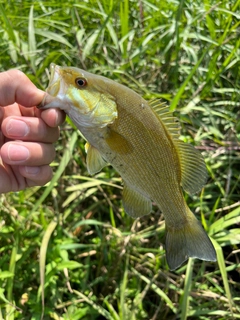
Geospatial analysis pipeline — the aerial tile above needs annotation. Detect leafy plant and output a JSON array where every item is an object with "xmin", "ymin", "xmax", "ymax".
[{"xmin": 0, "ymin": 0, "xmax": 239, "ymax": 319}]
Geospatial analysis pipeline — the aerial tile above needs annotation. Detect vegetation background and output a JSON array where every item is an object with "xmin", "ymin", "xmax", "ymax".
[{"xmin": 0, "ymin": 0, "xmax": 240, "ymax": 319}]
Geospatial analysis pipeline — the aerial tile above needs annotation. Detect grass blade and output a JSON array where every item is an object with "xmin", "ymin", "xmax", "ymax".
[
  {"xmin": 211, "ymin": 239, "xmax": 233, "ymax": 312},
  {"xmin": 180, "ymin": 258, "xmax": 194, "ymax": 320},
  {"xmin": 38, "ymin": 220, "xmax": 58, "ymax": 319},
  {"xmin": 120, "ymin": 0, "xmax": 129, "ymax": 57},
  {"xmin": 28, "ymin": 5, "xmax": 36, "ymax": 72},
  {"xmin": 131, "ymin": 268, "xmax": 177, "ymax": 314},
  {"xmin": 35, "ymin": 29, "xmax": 73, "ymax": 47},
  {"xmin": 209, "ymin": 206, "xmax": 240, "ymax": 235},
  {"xmin": 119, "ymin": 255, "xmax": 129, "ymax": 320},
  {"xmin": 73, "ymin": 290, "xmax": 113, "ymax": 320},
  {"xmin": 0, "ymin": 3, "xmax": 16, "ymax": 41},
  {"xmin": 82, "ymin": 30, "xmax": 100, "ymax": 61},
  {"xmin": 104, "ymin": 299, "xmax": 120, "ymax": 320},
  {"xmin": 170, "ymin": 45, "xmax": 211, "ymax": 111},
  {"xmin": 6, "ymin": 232, "xmax": 19, "ymax": 320}
]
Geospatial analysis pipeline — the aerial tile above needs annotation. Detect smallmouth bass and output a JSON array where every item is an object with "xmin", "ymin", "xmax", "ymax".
[{"xmin": 39, "ymin": 63, "xmax": 216, "ymax": 270}]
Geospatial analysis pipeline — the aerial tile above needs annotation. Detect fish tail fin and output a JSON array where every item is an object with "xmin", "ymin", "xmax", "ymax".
[{"xmin": 165, "ymin": 210, "xmax": 216, "ymax": 270}]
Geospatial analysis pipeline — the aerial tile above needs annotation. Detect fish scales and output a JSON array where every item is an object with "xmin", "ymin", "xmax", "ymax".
[
  {"xmin": 39, "ymin": 64, "xmax": 216, "ymax": 270},
  {"xmin": 92, "ymin": 90, "xmax": 186, "ymax": 227},
  {"xmin": 86, "ymin": 101, "xmax": 181, "ymax": 221}
]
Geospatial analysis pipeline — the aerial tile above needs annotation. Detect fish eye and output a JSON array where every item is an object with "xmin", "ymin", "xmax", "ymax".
[{"xmin": 75, "ymin": 77, "xmax": 87, "ymax": 88}]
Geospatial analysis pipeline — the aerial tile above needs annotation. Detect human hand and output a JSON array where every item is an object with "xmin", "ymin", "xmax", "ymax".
[{"xmin": 0, "ymin": 69, "xmax": 65, "ymax": 193}]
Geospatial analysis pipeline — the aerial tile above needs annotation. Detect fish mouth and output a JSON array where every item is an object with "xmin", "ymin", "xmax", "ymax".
[
  {"xmin": 38, "ymin": 63, "xmax": 68, "ymax": 111},
  {"xmin": 46, "ymin": 63, "xmax": 61, "ymax": 97}
]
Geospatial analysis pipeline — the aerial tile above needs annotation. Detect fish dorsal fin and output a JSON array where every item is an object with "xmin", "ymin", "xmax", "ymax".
[
  {"xmin": 122, "ymin": 182, "xmax": 152, "ymax": 218},
  {"xmin": 149, "ymin": 100, "xmax": 180, "ymax": 140},
  {"xmin": 174, "ymin": 140, "xmax": 208, "ymax": 195},
  {"xmin": 85, "ymin": 142, "xmax": 107, "ymax": 175}
]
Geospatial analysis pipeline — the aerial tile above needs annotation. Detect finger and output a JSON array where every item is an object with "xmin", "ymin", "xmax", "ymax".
[
  {"xmin": 18, "ymin": 165, "xmax": 53, "ymax": 187},
  {"xmin": 40, "ymin": 108, "xmax": 66, "ymax": 127},
  {"xmin": 3, "ymin": 104, "xmax": 65, "ymax": 127},
  {"xmin": 0, "ymin": 69, "xmax": 44, "ymax": 107},
  {"xmin": 0, "ymin": 165, "xmax": 18, "ymax": 193},
  {"xmin": 19, "ymin": 105, "xmax": 66, "ymax": 126},
  {"xmin": 18, "ymin": 104, "xmax": 66, "ymax": 127},
  {"xmin": 0, "ymin": 163, "xmax": 53, "ymax": 193},
  {"xmin": 2, "ymin": 116, "xmax": 60, "ymax": 143},
  {"xmin": 1, "ymin": 103, "xmax": 22, "ymax": 119},
  {"xmin": 1, "ymin": 141, "xmax": 56, "ymax": 166}
]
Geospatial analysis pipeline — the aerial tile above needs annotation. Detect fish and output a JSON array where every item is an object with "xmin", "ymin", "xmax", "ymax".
[{"xmin": 39, "ymin": 63, "xmax": 216, "ymax": 270}]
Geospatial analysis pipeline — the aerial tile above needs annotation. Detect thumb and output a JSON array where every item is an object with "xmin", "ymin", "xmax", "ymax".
[{"xmin": 0, "ymin": 69, "xmax": 44, "ymax": 107}]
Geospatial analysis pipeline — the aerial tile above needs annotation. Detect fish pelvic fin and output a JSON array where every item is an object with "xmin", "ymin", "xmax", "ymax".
[
  {"xmin": 165, "ymin": 212, "xmax": 216, "ymax": 270},
  {"xmin": 85, "ymin": 142, "xmax": 107, "ymax": 175},
  {"xmin": 122, "ymin": 182, "xmax": 152, "ymax": 218}
]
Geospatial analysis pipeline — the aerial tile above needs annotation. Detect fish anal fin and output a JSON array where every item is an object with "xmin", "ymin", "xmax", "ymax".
[
  {"xmin": 85, "ymin": 142, "xmax": 107, "ymax": 175},
  {"xmin": 122, "ymin": 183, "xmax": 152, "ymax": 218},
  {"xmin": 175, "ymin": 140, "xmax": 208, "ymax": 195},
  {"xmin": 149, "ymin": 99, "xmax": 180, "ymax": 139},
  {"xmin": 105, "ymin": 128, "xmax": 133, "ymax": 155},
  {"xmin": 165, "ymin": 213, "xmax": 216, "ymax": 270}
]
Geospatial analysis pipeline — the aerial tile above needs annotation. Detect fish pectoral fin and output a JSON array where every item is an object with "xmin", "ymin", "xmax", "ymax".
[
  {"xmin": 122, "ymin": 183, "xmax": 152, "ymax": 218},
  {"xmin": 85, "ymin": 142, "xmax": 107, "ymax": 175},
  {"xmin": 174, "ymin": 140, "xmax": 208, "ymax": 195},
  {"xmin": 105, "ymin": 128, "xmax": 133, "ymax": 155},
  {"xmin": 165, "ymin": 213, "xmax": 216, "ymax": 270}
]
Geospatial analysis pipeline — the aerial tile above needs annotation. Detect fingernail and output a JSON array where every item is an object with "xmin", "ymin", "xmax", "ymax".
[
  {"xmin": 25, "ymin": 166, "xmax": 40, "ymax": 174},
  {"xmin": 6, "ymin": 119, "xmax": 30, "ymax": 137},
  {"xmin": 8, "ymin": 145, "xmax": 30, "ymax": 161}
]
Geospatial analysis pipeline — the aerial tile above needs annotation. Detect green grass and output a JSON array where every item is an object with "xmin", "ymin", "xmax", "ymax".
[{"xmin": 0, "ymin": 0, "xmax": 240, "ymax": 319}]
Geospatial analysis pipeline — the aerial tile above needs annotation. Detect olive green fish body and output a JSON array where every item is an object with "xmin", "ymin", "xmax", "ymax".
[
  {"xmin": 81, "ymin": 93, "xmax": 188, "ymax": 228},
  {"xmin": 39, "ymin": 64, "xmax": 216, "ymax": 270},
  {"xmin": 92, "ymin": 108, "xmax": 181, "ymax": 213}
]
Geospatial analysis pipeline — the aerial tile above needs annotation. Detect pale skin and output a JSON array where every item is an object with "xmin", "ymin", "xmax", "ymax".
[{"xmin": 0, "ymin": 69, "xmax": 65, "ymax": 193}]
